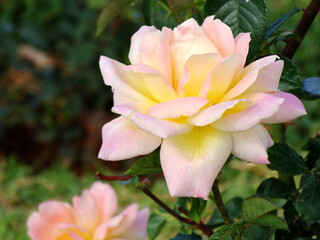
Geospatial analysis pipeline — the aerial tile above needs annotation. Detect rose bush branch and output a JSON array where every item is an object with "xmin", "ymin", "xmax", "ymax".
[
  {"xmin": 141, "ymin": 187, "xmax": 214, "ymax": 237},
  {"xmin": 282, "ymin": 0, "xmax": 320, "ymax": 59}
]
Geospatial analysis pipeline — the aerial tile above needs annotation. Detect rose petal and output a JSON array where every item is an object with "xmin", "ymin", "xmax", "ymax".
[
  {"xmin": 98, "ymin": 117, "xmax": 161, "ymax": 160},
  {"xmin": 171, "ymin": 18, "xmax": 220, "ymax": 89},
  {"xmin": 72, "ymin": 190, "xmax": 100, "ymax": 232},
  {"xmin": 202, "ymin": 16, "xmax": 236, "ymax": 57},
  {"xmin": 129, "ymin": 26, "xmax": 158, "ymax": 64},
  {"xmin": 239, "ymin": 55, "xmax": 278, "ymax": 80},
  {"xmin": 200, "ymin": 54, "xmax": 243, "ymax": 103},
  {"xmin": 178, "ymin": 53, "xmax": 222, "ymax": 97},
  {"xmin": 27, "ymin": 201, "xmax": 74, "ymax": 240},
  {"xmin": 188, "ymin": 99, "xmax": 250, "ymax": 126},
  {"xmin": 247, "ymin": 60, "xmax": 284, "ymax": 93},
  {"xmin": 99, "ymin": 56, "xmax": 155, "ymax": 105},
  {"xmin": 89, "ymin": 182, "xmax": 118, "ymax": 222},
  {"xmin": 100, "ymin": 56, "xmax": 177, "ymax": 103},
  {"xmin": 160, "ymin": 126, "xmax": 232, "ymax": 198},
  {"xmin": 262, "ymin": 91, "xmax": 307, "ymax": 123},
  {"xmin": 231, "ymin": 124, "xmax": 273, "ymax": 164},
  {"xmin": 148, "ymin": 97, "xmax": 210, "ymax": 119},
  {"xmin": 220, "ymin": 70, "xmax": 259, "ymax": 102},
  {"xmin": 130, "ymin": 112, "xmax": 193, "ymax": 138},
  {"xmin": 120, "ymin": 208, "xmax": 150, "ymax": 240},
  {"xmin": 211, "ymin": 92, "xmax": 284, "ymax": 131},
  {"xmin": 235, "ymin": 33, "xmax": 251, "ymax": 65}
]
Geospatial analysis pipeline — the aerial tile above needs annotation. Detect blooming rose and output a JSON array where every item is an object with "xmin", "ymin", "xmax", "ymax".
[
  {"xmin": 27, "ymin": 181, "xmax": 150, "ymax": 240},
  {"xmin": 98, "ymin": 16, "xmax": 306, "ymax": 199}
]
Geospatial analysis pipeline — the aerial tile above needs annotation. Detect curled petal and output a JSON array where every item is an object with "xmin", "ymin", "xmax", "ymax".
[
  {"xmin": 160, "ymin": 126, "xmax": 232, "ymax": 198},
  {"xmin": 188, "ymin": 100, "xmax": 250, "ymax": 126},
  {"xmin": 100, "ymin": 56, "xmax": 177, "ymax": 103},
  {"xmin": 212, "ymin": 92, "xmax": 284, "ymax": 131},
  {"xmin": 239, "ymin": 55, "xmax": 278, "ymax": 79},
  {"xmin": 202, "ymin": 16, "xmax": 236, "ymax": 57},
  {"xmin": 262, "ymin": 91, "xmax": 307, "ymax": 123},
  {"xmin": 171, "ymin": 18, "xmax": 219, "ymax": 89},
  {"xmin": 72, "ymin": 190, "xmax": 100, "ymax": 232},
  {"xmin": 130, "ymin": 112, "xmax": 193, "ymax": 138},
  {"xmin": 148, "ymin": 97, "xmax": 210, "ymax": 119},
  {"xmin": 201, "ymin": 54, "xmax": 243, "ymax": 103},
  {"xmin": 235, "ymin": 33, "xmax": 251, "ymax": 65},
  {"xmin": 129, "ymin": 26, "xmax": 158, "ymax": 64},
  {"xmin": 231, "ymin": 124, "xmax": 273, "ymax": 164},
  {"xmin": 100, "ymin": 56, "xmax": 155, "ymax": 105},
  {"xmin": 89, "ymin": 182, "xmax": 118, "ymax": 222},
  {"xmin": 130, "ymin": 27, "xmax": 173, "ymax": 83},
  {"xmin": 220, "ymin": 70, "xmax": 259, "ymax": 102},
  {"xmin": 98, "ymin": 117, "xmax": 161, "ymax": 160},
  {"xmin": 178, "ymin": 53, "xmax": 222, "ymax": 97},
  {"xmin": 247, "ymin": 60, "xmax": 284, "ymax": 93}
]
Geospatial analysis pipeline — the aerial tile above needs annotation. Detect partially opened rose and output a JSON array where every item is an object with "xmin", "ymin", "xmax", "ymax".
[
  {"xmin": 27, "ymin": 181, "xmax": 150, "ymax": 240},
  {"xmin": 98, "ymin": 16, "xmax": 306, "ymax": 199}
]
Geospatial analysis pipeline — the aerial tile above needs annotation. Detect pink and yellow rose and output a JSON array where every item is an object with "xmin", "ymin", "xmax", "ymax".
[
  {"xmin": 98, "ymin": 16, "xmax": 306, "ymax": 199},
  {"xmin": 27, "ymin": 181, "xmax": 149, "ymax": 240}
]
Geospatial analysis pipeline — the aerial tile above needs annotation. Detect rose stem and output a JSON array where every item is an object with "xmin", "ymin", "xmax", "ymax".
[
  {"xmin": 210, "ymin": 179, "xmax": 236, "ymax": 239},
  {"xmin": 282, "ymin": 0, "xmax": 320, "ymax": 59}
]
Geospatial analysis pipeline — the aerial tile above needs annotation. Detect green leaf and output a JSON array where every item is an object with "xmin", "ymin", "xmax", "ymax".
[
  {"xmin": 256, "ymin": 178, "xmax": 293, "ymax": 199},
  {"xmin": 301, "ymin": 77, "xmax": 320, "ymax": 100},
  {"xmin": 208, "ymin": 197, "xmax": 242, "ymax": 227},
  {"xmin": 278, "ymin": 57, "xmax": 302, "ymax": 92},
  {"xmin": 267, "ymin": 143, "xmax": 307, "ymax": 176},
  {"xmin": 95, "ymin": 0, "xmax": 137, "ymax": 37},
  {"xmin": 242, "ymin": 225, "xmax": 275, "ymax": 240},
  {"xmin": 189, "ymin": 198, "xmax": 207, "ymax": 223},
  {"xmin": 171, "ymin": 233, "xmax": 202, "ymax": 240},
  {"xmin": 147, "ymin": 212, "xmax": 167, "ymax": 240},
  {"xmin": 209, "ymin": 224, "xmax": 242, "ymax": 240},
  {"xmin": 204, "ymin": 0, "xmax": 267, "ymax": 62},
  {"xmin": 264, "ymin": 7, "xmax": 301, "ymax": 39},
  {"xmin": 252, "ymin": 214, "xmax": 288, "ymax": 230},
  {"xmin": 295, "ymin": 170, "xmax": 320, "ymax": 220},
  {"xmin": 305, "ymin": 135, "xmax": 320, "ymax": 169},
  {"xmin": 173, "ymin": 197, "xmax": 189, "ymax": 212},
  {"xmin": 125, "ymin": 151, "xmax": 162, "ymax": 176},
  {"xmin": 242, "ymin": 197, "xmax": 278, "ymax": 221},
  {"xmin": 141, "ymin": 0, "xmax": 157, "ymax": 25}
]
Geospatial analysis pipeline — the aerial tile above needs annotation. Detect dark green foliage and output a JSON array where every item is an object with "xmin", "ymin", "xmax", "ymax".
[
  {"xmin": 189, "ymin": 198, "xmax": 207, "ymax": 223},
  {"xmin": 147, "ymin": 212, "xmax": 167, "ymax": 240},
  {"xmin": 171, "ymin": 233, "xmax": 202, "ymax": 240},
  {"xmin": 279, "ymin": 57, "xmax": 302, "ymax": 92},
  {"xmin": 125, "ymin": 151, "xmax": 162, "ymax": 176},
  {"xmin": 267, "ymin": 143, "xmax": 307, "ymax": 176},
  {"xmin": 209, "ymin": 224, "xmax": 242, "ymax": 240},
  {"xmin": 256, "ymin": 178, "xmax": 293, "ymax": 199},
  {"xmin": 96, "ymin": 0, "xmax": 138, "ymax": 37},
  {"xmin": 208, "ymin": 197, "xmax": 242, "ymax": 227},
  {"xmin": 295, "ymin": 170, "xmax": 320, "ymax": 221}
]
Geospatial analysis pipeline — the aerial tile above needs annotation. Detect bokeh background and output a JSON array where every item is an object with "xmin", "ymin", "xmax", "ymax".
[{"xmin": 0, "ymin": 0, "xmax": 319, "ymax": 239}]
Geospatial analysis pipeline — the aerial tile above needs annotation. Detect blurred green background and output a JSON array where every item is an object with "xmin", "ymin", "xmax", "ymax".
[{"xmin": 0, "ymin": 0, "xmax": 319, "ymax": 239}]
